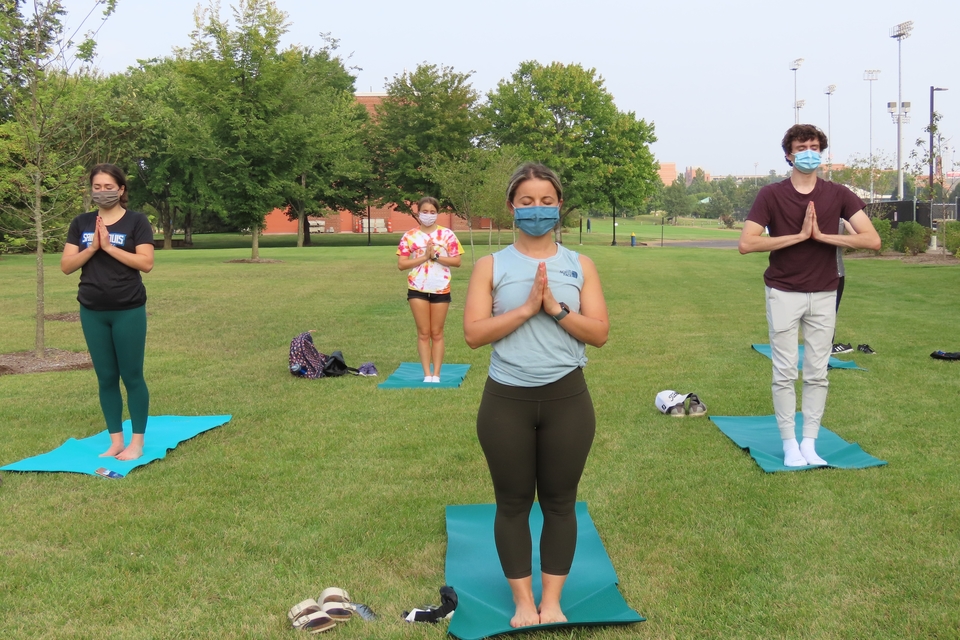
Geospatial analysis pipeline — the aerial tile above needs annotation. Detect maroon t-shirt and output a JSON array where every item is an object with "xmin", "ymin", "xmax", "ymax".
[{"xmin": 747, "ymin": 178, "xmax": 865, "ymax": 293}]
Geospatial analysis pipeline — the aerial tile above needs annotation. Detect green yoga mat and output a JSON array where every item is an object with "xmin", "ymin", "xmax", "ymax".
[
  {"xmin": 710, "ymin": 414, "xmax": 887, "ymax": 473},
  {"xmin": 377, "ymin": 362, "xmax": 470, "ymax": 389},
  {"xmin": 445, "ymin": 502, "xmax": 643, "ymax": 640},
  {"xmin": 752, "ymin": 343, "xmax": 865, "ymax": 370},
  {"xmin": 0, "ymin": 415, "xmax": 231, "ymax": 478}
]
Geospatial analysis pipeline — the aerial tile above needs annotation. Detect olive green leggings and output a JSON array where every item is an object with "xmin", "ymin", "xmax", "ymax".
[
  {"xmin": 476, "ymin": 369, "xmax": 595, "ymax": 579},
  {"xmin": 79, "ymin": 305, "xmax": 149, "ymax": 434}
]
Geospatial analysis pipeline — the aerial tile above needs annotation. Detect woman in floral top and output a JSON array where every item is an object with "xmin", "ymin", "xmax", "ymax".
[{"xmin": 396, "ymin": 197, "xmax": 463, "ymax": 383}]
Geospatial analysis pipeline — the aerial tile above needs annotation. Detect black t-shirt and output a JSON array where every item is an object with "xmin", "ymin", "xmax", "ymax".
[
  {"xmin": 747, "ymin": 178, "xmax": 865, "ymax": 293},
  {"xmin": 66, "ymin": 210, "xmax": 154, "ymax": 310}
]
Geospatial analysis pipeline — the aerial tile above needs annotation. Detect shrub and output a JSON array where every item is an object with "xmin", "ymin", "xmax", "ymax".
[
  {"xmin": 942, "ymin": 220, "xmax": 960, "ymax": 254},
  {"xmin": 893, "ymin": 221, "xmax": 931, "ymax": 255},
  {"xmin": 871, "ymin": 217, "xmax": 892, "ymax": 254}
]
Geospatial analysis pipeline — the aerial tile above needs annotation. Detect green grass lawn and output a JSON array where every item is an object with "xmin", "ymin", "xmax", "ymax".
[{"xmin": 1, "ymin": 244, "xmax": 958, "ymax": 639}]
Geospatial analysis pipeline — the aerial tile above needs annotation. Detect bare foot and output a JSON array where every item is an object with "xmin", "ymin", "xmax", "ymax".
[
  {"xmin": 510, "ymin": 602, "xmax": 540, "ymax": 628},
  {"xmin": 99, "ymin": 432, "xmax": 126, "ymax": 457},
  {"xmin": 115, "ymin": 434, "xmax": 144, "ymax": 461},
  {"xmin": 99, "ymin": 443, "xmax": 125, "ymax": 457},
  {"xmin": 538, "ymin": 603, "xmax": 567, "ymax": 625}
]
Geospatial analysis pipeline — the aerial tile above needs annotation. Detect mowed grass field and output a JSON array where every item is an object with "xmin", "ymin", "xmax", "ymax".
[{"xmin": 0, "ymin": 240, "xmax": 958, "ymax": 639}]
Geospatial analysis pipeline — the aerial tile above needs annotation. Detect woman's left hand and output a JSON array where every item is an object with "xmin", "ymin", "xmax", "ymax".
[{"xmin": 540, "ymin": 268, "xmax": 562, "ymax": 317}]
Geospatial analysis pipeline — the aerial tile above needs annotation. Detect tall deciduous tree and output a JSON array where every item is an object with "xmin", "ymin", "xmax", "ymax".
[
  {"xmin": 371, "ymin": 63, "xmax": 478, "ymax": 210},
  {"xmin": 484, "ymin": 60, "xmax": 658, "ymax": 226},
  {"xmin": 178, "ymin": 0, "xmax": 304, "ymax": 260},
  {"xmin": 0, "ymin": 0, "xmax": 117, "ymax": 357}
]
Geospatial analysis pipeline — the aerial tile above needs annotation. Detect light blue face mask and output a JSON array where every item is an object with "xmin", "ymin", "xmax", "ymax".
[
  {"xmin": 792, "ymin": 149, "xmax": 821, "ymax": 173},
  {"xmin": 514, "ymin": 206, "xmax": 560, "ymax": 237}
]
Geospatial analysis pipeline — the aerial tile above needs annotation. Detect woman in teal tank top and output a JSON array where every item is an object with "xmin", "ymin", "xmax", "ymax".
[{"xmin": 463, "ymin": 163, "xmax": 610, "ymax": 629}]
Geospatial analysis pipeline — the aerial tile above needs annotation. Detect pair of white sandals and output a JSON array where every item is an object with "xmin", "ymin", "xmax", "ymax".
[{"xmin": 288, "ymin": 588, "xmax": 353, "ymax": 634}]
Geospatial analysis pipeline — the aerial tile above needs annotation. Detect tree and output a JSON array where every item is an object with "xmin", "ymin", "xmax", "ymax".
[
  {"xmin": 178, "ymin": 0, "xmax": 307, "ymax": 260},
  {"xmin": 0, "ymin": 0, "xmax": 117, "ymax": 357},
  {"xmin": 426, "ymin": 145, "xmax": 520, "ymax": 260},
  {"xmin": 370, "ymin": 63, "xmax": 478, "ymax": 211},
  {"xmin": 908, "ymin": 111, "xmax": 951, "ymax": 202},
  {"xmin": 661, "ymin": 176, "xmax": 692, "ymax": 218},
  {"xmin": 484, "ymin": 61, "xmax": 658, "ymax": 226},
  {"xmin": 279, "ymin": 45, "xmax": 370, "ymax": 247}
]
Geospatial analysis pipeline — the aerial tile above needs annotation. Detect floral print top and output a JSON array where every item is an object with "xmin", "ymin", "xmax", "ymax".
[{"xmin": 397, "ymin": 226, "xmax": 463, "ymax": 294}]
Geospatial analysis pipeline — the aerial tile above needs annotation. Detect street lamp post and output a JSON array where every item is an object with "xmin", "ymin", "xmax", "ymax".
[
  {"xmin": 863, "ymin": 70, "xmax": 880, "ymax": 202},
  {"xmin": 929, "ymin": 86, "xmax": 949, "ymax": 202},
  {"xmin": 824, "ymin": 84, "xmax": 836, "ymax": 179},
  {"xmin": 790, "ymin": 58, "xmax": 804, "ymax": 124},
  {"xmin": 890, "ymin": 21, "xmax": 913, "ymax": 200},
  {"xmin": 795, "ymin": 99, "xmax": 805, "ymax": 124}
]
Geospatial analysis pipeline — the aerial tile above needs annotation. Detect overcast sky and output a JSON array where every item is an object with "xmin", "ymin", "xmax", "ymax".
[{"xmin": 62, "ymin": 0, "xmax": 957, "ymax": 179}]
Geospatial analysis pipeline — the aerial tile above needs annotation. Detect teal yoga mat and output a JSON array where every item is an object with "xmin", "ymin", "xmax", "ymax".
[
  {"xmin": 752, "ymin": 343, "xmax": 866, "ymax": 370},
  {"xmin": 0, "ymin": 415, "xmax": 231, "ymax": 478},
  {"xmin": 445, "ymin": 502, "xmax": 643, "ymax": 640},
  {"xmin": 710, "ymin": 413, "xmax": 886, "ymax": 473},
  {"xmin": 377, "ymin": 362, "xmax": 470, "ymax": 389}
]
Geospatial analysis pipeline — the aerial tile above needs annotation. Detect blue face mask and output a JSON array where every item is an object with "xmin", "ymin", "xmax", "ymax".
[
  {"xmin": 514, "ymin": 206, "xmax": 560, "ymax": 237},
  {"xmin": 792, "ymin": 149, "xmax": 821, "ymax": 173}
]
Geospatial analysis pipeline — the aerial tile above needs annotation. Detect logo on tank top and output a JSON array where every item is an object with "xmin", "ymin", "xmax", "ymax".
[{"xmin": 559, "ymin": 270, "xmax": 579, "ymax": 279}]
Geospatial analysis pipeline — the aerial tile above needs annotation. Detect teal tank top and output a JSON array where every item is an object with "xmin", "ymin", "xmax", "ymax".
[{"xmin": 489, "ymin": 244, "xmax": 587, "ymax": 387}]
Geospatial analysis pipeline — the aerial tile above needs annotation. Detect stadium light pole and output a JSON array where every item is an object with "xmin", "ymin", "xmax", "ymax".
[
  {"xmin": 825, "ymin": 85, "xmax": 836, "ymax": 179},
  {"xmin": 863, "ymin": 70, "xmax": 880, "ymax": 202},
  {"xmin": 890, "ymin": 21, "xmax": 913, "ymax": 200},
  {"xmin": 795, "ymin": 99, "xmax": 806, "ymax": 124},
  {"xmin": 790, "ymin": 58, "xmax": 804, "ymax": 124},
  {"xmin": 929, "ymin": 87, "xmax": 948, "ymax": 202}
]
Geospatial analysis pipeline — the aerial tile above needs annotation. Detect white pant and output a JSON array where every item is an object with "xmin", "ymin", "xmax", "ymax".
[{"xmin": 765, "ymin": 287, "xmax": 836, "ymax": 440}]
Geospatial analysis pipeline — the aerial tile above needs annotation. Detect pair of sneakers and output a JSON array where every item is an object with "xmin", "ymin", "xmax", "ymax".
[
  {"xmin": 833, "ymin": 342, "xmax": 877, "ymax": 355},
  {"xmin": 666, "ymin": 394, "xmax": 707, "ymax": 417},
  {"xmin": 422, "ymin": 375, "xmax": 440, "ymax": 383}
]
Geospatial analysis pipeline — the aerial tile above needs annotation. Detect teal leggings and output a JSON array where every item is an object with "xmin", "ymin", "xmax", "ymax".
[{"xmin": 79, "ymin": 305, "xmax": 149, "ymax": 434}]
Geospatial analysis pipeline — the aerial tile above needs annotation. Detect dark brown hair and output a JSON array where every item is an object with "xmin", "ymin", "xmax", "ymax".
[
  {"xmin": 781, "ymin": 124, "xmax": 829, "ymax": 156},
  {"xmin": 89, "ymin": 163, "xmax": 129, "ymax": 207},
  {"xmin": 417, "ymin": 196, "xmax": 440, "ymax": 212},
  {"xmin": 506, "ymin": 162, "xmax": 563, "ymax": 203}
]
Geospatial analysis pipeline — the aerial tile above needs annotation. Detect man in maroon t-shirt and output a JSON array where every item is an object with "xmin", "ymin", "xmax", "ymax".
[{"xmin": 739, "ymin": 124, "xmax": 880, "ymax": 467}]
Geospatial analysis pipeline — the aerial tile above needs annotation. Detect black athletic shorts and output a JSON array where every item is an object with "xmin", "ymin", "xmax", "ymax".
[{"xmin": 407, "ymin": 289, "xmax": 451, "ymax": 304}]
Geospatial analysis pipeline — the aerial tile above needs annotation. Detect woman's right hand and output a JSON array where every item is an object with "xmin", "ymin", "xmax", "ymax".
[
  {"xmin": 90, "ymin": 217, "xmax": 102, "ymax": 251},
  {"xmin": 523, "ymin": 262, "xmax": 547, "ymax": 317}
]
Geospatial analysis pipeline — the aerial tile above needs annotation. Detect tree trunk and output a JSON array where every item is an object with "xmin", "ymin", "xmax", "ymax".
[
  {"xmin": 162, "ymin": 202, "xmax": 173, "ymax": 250},
  {"xmin": 303, "ymin": 217, "xmax": 312, "ymax": 246},
  {"xmin": 34, "ymin": 173, "xmax": 45, "ymax": 359},
  {"xmin": 296, "ymin": 204, "xmax": 305, "ymax": 248},
  {"xmin": 184, "ymin": 209, "xmax": 193, "ymax": 245},
  {"xmin": 467, "ymin": 213, "xmax": 475, "ymax": 264},
  {"xmin": 251, "ymin": 224, "xmax": 260, "ymax": 260}
]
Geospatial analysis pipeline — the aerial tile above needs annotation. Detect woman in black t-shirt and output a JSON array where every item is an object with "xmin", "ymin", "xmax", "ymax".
[{"xmin": 61, "ymin": 164, "xmax": 155, "ymax": 461}]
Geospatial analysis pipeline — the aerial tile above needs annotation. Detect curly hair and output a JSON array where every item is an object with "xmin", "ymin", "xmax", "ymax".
[{"xmin": 781, "ymin": 124, "xmax": 828, "ymax": 156}]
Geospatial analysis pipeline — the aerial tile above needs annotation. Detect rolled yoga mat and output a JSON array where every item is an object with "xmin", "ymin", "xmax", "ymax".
[
  {"xmin": 752, "ymin": 343, "xmax": 866, "ymax": 370},
  {"xmin": 0, "ymin": 415, "xmax": 232, "ymax": 478},
  {"xmin": 445, "ymin": 502, "xmax": 643, "ymax": 640},
  {"xmin": 377, "ymin": 362, "xmax": 470, "ymax": 389},
  {"xmin": 710, "ymin": 413, "xmax": 886, "ymax": 473}
]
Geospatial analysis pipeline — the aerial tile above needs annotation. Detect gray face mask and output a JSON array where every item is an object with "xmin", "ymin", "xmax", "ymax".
[{"xmin": 91, "ymin": 190, "xmax": 121, "ymax": 208}]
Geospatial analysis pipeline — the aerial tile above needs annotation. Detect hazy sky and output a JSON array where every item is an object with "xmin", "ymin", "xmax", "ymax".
[{"xmin": 61, "ymin": 0, "xmax": 957, "ymax": 179}]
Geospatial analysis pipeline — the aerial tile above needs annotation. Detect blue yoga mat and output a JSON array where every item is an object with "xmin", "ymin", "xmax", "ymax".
[
  {"xmin": 377, "ymin": 362, "xmax": 470, "ymax": 389},
  {"xmin": 752, "ymin": 344, "xmax": 865, "ymax": 370},
  {"xmin": 710, "ymin": 414, "xmax": 886, "ymax": 473},
  {"xmin": 0, "ymin": 415, "xmax": 231, "ymax": 478},
  {"xmin": 446, "ymin": 502, "xmax": 643, "ymax": 640}
]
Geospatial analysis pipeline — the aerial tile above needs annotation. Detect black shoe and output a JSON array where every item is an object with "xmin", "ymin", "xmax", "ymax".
[
  {"xmin": 832, "ymin": 343, "xmax": 853, "ymax": 354},
  {"xmin": 857, "ymin": 344, "xmax": 876, "ymax": 355}
]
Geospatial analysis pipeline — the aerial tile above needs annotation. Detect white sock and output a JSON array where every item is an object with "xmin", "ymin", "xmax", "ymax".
[
  {"xmin": 431, "ymin": 375, "xmax": 440, "ymax": 383},
  {"xmin": 783, "ymin": 438, "xmax": 807, "ymax": 467},
  {"xmin": 800, "ymin": 437, "xmax": 828, "ymax": 465},
  {"xmin": 423, "ymin": 376, "xmax": 432, "ymax": 383}
]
